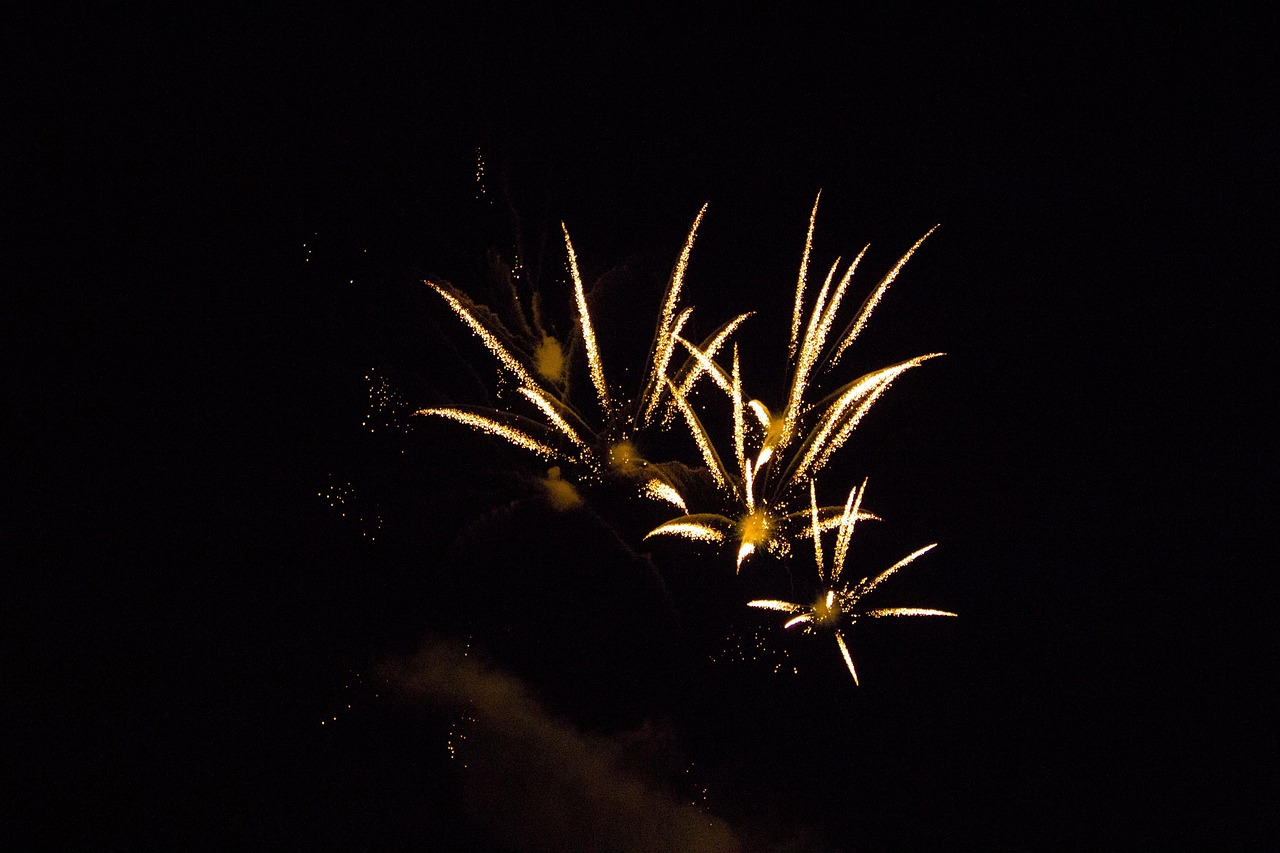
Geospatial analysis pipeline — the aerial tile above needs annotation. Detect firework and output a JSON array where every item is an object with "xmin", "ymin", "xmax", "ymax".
[
  {"xmin": 416, "ymin": 206, "xmax": 749, "ymax": 506},
  {"xmin": 644, "ymin": 196, "xmax": 940, "ymax": 569},
  {"xmin": 748, "ymin": 480, "xmax": 955, "ymax": 684}
]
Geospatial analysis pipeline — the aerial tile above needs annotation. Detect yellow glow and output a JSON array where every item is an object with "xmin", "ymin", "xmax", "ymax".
[
  {"xmin": 674, "ymin": 335, "xmax": 733, "ymax": 396},
  {"xmin": 865, "ymin": 607, "xmax": 957, "ymax": 619},
  {"xmin": 533, "ymin": 334, "xmax": 567, "ymax": 385},
  {"xmin": 809, "ymin": 480, "xmax": 824, "ymax": 581},
  {"xmin": 781, "ymin": 251, "xmax": 857, "ymax": 447},
  {"xmin": 607, "ymin": 439, "xmax": 646, "ymax": 478},
  {"xmin": 748, "ymin": 399, "xmax": 772, "ymax": 431},
  {"xmin": 737, "ymin": 510, "xmax": 773, "ymax": 548},
  {"xmin": 858, "ymin": 543, "xmax": 939, "ymax": 597},
  {"xmin": 747, "ymin": 599, "xmax": 804, "ymax": 613},
  {"xmin": 833, "ymin": 479, "xmax": 867, "ymax": 584},
  {"xmin": 789, "ymin": 354, "xmax": 942, "ymax": 487},
  {"xmin": 835, "ymin": 630, "xmax": 858, "ymax": 685},
  {"xmin": 416, "ymin": 408, "xmax": 558, "ymax": 458},
  {"xmin": 811, "ymin": 589, "xmax": 840, "ymax": 626},
  {"xmin": 542, "ymin": 466, "xmax": 583, "ymax": 510},
  {"xmin": 667, "ymin": 380, "xmax": 729, "ymax": 491},
  {"xmin": 732, "ymin": 346, "xmax": 746, "ymax": 481}
]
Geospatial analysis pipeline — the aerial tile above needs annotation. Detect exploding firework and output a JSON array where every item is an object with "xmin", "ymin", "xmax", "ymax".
[
  {"xmin": 645, "ymin": 195, "xmax": 941, "ymax": 569},
  {"xmin": 748, "ymin": 480, "xmax": 955, "ymax": 684},
  {"xmin": 415, "ymin": 205, "xmax": 749, "ymax": 511}
]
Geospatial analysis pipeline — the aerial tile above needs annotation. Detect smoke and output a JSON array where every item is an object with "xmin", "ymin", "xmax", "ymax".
[{"xmin": 389, "ymin": 640, "xmax": 739, "ymax": 852}]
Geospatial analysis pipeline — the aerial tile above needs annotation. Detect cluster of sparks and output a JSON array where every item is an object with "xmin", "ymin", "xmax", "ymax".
[
  {"xmin": 413, "ymin": 194, "xmax": 955, "ymax": 684},
  {"xmin": 318, "ymin": 479, "xmax": 383, "ymax": 542},
  {"xmin": 363, "ymin": 369, "xmax": 413, "ymax": 437}
]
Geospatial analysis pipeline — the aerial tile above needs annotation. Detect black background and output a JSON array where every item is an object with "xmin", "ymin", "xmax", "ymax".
[{"xmin": 11, "ymin": 5, "xmax": 1277, "ymax": 849}]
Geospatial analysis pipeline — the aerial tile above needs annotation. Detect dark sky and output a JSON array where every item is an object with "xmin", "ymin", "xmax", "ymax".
[{"xmin": 12, "ymin": 6, "xmax": 1277, "ymax": 849}]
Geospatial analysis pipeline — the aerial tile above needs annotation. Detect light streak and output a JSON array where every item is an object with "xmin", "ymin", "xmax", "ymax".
[
  {"xmin": 415, "ymin": 408, "xmax": 560, "ymax": 459},
  {"xmin": 644, "ymin": 517, "xmax": 728, "ymax": 545},
  {"xmin": 639, "ymin": 204, "xmax": 708, "ymax": 425},
  {"xmin": 829, "ymin": 226, "xmax": 939, "ymax": 367},
  {"xmin": 789, "ymin": 192, "xmax": 821, "ymax": 361},
  {"xmin": 673, "ymin": 313, "xmax": 753, "ymax": 401},
  {"xmin": 517, "ymin": 387, "xmax": 589, "ymax": 450},
  {"xmin": 423, "ymin": 280, "xmax": 540, "ymax": 392},
  {"xmin": 642, "ymin": 478, "xmax": 688, "ymax": 511},
  {"xmin": 563, "ymin": 224, "xmax": 611, "ymax": 417}
]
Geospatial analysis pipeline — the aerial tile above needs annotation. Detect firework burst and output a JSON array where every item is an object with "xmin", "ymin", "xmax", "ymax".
[
  {"xmin": 415, "ymin": 205, "xmax": 749, "ymax": 508},
  {"xmin": 645, "ymin": 195, "xmax": 941, "ymax": 569},
  {"xmin": 748, "ymin": 480, "xmax": 955, "ymax": 684}
]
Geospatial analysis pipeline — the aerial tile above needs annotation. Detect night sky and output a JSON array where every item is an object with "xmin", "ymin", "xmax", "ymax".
[{"xmin": 12, "ymin": 6, "xmax": 1278, "ymax": 849}]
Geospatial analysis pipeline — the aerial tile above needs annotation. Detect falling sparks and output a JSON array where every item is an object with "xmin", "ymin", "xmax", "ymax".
[
  {"xmin": 363, "ymin": 369, "xmax": 413, "ymax": 436},
  {"xmin": 318, "ymin": 668, "xmax": 388, "ymax": 727},
  {"xmin": 711, "ymin": 627, "xmax": 800, "ymax": 675},
  {"xmin": 748, "ymin": 479, "xmax": 955, "ymax": 684},
  {"xmin": 446, "ymin": 711, "xmax": 477, "ymax": 767},
  {"xmin": 317, "ymin": 480, "xmax": 383, "ymax": 542}
]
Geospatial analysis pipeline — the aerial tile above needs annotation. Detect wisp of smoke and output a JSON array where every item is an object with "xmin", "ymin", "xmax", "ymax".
[{"xmin": 387, "ymin": 639, "xmax": 740, "ymax": 853}]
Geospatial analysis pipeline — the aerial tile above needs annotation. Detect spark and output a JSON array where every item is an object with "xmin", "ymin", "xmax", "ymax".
[
  {"xmin": 423, "ymin": 280, "xmax": 541, "ymax": 393},
  {"xmin": 788, "ymin": 192, "xmax": 821, "ymax": 361},
  {"xmin": 518, "ymin": 387, "xmax": 589, "ymax": 450},
  {"xmin": 829, "ymin": 226, "xmax": 939, "ymax": 367},
  {"xmin": 415, "ymin": 408, "xmax": 560, "ymax": 459},
  {"xmin": 638, "ymin": 203, "xmax": 708, "ymax": 426},
  {"xmin": 642, "ymin": 478, "xmax": 688, "ymax": 511},
  {"xmin": 644, "ymin": 516, "xmax": 728, "ymax": 545},
  {"xmin": 563, "ymin": 224, "xmax": 612, "ymax": 417},
  {"xmin": 317, "ymin": 480, "xmax": 383, "ymax": 542},
  {"xmin": 748, "ymin": 479, "xmax": 954, "ymax": 684},
  {"xmin": 711, "ymin": 627, "xmax": 799, "ymax": 675},
  {"xmin": 672, "ymin": 313, "xmax": 753, "ymax": 402},
  {"xmin": 665, "ymin": 380, "xmax": 730, "ymax": 491}
]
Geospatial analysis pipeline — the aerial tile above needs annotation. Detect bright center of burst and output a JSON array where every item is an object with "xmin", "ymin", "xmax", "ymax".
[
  {"xmin": 765, "ymin": 414, "xmax": 786, "ymax": 450},
  {"xmin": 607, "ymin": 439, "xmax": 647, "ymax": 478},
  {"xmin": 812, "ymin": 589, "xmax": 841, "ymax": 626},
  {"xmin": 737, "ymin": 510, "xmax": 773, "ymax": 547}
]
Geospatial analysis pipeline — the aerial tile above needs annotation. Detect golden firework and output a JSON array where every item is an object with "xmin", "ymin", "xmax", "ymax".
[
  {"xmin": 748, "ymin": 480, "xmax": 955, "ymax": 684},
  {"xmin": 644, "ymin": 196, "xmax": 940, "ymax": 569},
  {"xmin": 416, "ymin": 205, "xmax": 749, "ymax": 508}
]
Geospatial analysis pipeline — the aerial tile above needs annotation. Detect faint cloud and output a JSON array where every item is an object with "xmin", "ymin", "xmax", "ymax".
[{"xmin": 389, "ymin": 640, "xmax": 740, "ymax": 852}]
